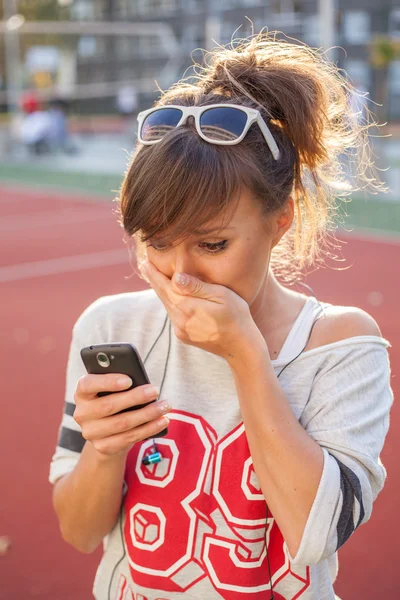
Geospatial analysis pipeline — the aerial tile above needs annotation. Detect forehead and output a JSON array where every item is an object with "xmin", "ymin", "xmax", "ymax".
[{"xmin": 198, "ymin": 188, "xmax": 263, "ymax": 231}]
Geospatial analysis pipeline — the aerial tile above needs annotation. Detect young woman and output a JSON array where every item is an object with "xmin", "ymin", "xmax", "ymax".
[{"xmin": 50, "ymin": 33, "xmax": 393, "ymax": 600}]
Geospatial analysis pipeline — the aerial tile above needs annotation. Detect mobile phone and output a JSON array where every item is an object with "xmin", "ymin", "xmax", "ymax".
[{"xmin": 80, "ymin": 343, "xmax": 168, "ymax": 437}]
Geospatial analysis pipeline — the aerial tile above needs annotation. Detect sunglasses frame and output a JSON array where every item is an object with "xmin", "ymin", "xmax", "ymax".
[{"xmin": 137, "ymin": 103, "xmax": 280, "ymax": 161}]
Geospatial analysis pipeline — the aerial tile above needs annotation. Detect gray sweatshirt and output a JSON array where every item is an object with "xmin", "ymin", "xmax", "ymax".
[{"xmin": 49, "ymin": 289, "xmax": 393, "ymax": 600}]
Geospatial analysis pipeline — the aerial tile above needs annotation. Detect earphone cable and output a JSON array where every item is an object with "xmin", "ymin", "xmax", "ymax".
[
  {"xmin": 108, "ymin": 312, "xmax": 170, "ymax": 600},
  {"xmin": 143, "ymin": 312, "xmax": 169, "ymax": 364}
]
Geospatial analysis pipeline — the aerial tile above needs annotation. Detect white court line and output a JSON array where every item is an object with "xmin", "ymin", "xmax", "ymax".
[
  {"xmin": 0, "ymin": 248, "xmax": 129, "ymax": 283},
  {"xmin": 338, "ymin": 226, "xmax": 400, "ymax": 245}
]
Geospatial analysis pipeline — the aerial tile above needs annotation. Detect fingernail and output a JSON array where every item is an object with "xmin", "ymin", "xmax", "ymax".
[
  {"xmin": 175, "ymin": 273, "xmax": 188, "ymax": 286},
  {"xmin": 157, "ymin": 401, "xmax": 171, "ymax": 414},
  {"xmin": 144, "ymin": 385, "xmax": 160, "ymax": 400},
  {"xmin": 116, "ymin": 376, "xmax": 133, "ymax": 389}
]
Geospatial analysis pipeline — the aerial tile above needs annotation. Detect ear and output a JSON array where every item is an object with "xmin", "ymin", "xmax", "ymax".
[{"xmin": 271, "ymin": 198, "xmax": 294, "ymax": 249}]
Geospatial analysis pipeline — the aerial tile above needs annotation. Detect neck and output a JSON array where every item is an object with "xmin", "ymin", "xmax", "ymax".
[{"xmin": 250, "ymin": 271, "xmax": 306, "ymax": 345}]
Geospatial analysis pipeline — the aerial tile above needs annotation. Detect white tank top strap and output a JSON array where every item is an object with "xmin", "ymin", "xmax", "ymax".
[{"xmin": 277, "ymin": 296, "xmax": 326, "ymax": 362}]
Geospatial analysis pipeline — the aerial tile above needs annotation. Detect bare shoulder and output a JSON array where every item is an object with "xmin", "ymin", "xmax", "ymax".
[{"xmin": 306, "ymin": 304, "xmax": 382, "ymax": 351}]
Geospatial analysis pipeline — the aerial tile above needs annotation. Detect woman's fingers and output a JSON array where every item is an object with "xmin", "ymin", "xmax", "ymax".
[
  {"xmin": 82, "ymin": 400, "xmax": 171, "ymax": 440},
  {"xmin": 75, "ymin": 373, "xmax": 134, "ymax": 399},
  {"xmin": 73, "ymin": 377, "xmax": 160, "ymax": 424},
  {"xmin": 142, "ymin": 261, "xmax": 192, "ymax": 313},
  {"xmin": 91, "ymin": 416, "xmax": 170, "ymax": 456}
]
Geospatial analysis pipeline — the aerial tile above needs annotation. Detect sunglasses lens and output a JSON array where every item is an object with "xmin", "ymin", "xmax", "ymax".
[
  {"xmin": 199, "ymin": 107, "xmax": 248, "ymax": 141},
  {"xmin": 141, "ymin": 108, "xmax": 183, "ymax": 142}
]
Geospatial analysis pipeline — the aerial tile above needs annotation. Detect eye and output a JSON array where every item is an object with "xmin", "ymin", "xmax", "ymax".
[
  {"xmin": 147, "ymin": 239, "xmax": 229, "ymax": 254},
  {"xmin": 199, "ymin": 240, "xmax": 228, "ymax": 254},
  {"xmin": 147, "ymin": 241, "xmax": 170, "ymax": 252}
]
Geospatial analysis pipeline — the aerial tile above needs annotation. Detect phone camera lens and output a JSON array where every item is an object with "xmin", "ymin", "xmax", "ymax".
[{"xmin": 96, "ymin": 352, "xmax": 110, "ymax": 368}]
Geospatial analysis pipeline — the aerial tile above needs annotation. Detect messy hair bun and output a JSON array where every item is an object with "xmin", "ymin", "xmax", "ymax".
[{"xmin": 120, "ymin": 31, "xmax": 385, "ymax": 282}]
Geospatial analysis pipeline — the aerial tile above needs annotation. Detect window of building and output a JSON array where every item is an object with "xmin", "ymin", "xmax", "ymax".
[
  {"xmin": 135, "ymin": 0, "xmax": 179, "ymax": 15},
  {"xmin": 270, "ymin": 0, "xmax": 295, "ymax": 14},
  {"xmin": 221, "ymin": 22, "xmax": 233, "ymax": 45},
  {"xmin": 388, "ymin": 60, "xmax": 400, "ymax": 118},
  {"xmin": 71, "ymin": 0, "xmax": 94, "ymax": 20},
  {"xmin": 187, "ymin": 0, "xmax": 206, "ymax": 14},
  {"xmin": 77, "ymin": 36, "xmax": 97, "ymax": 58},
  {"xmin": 139, "ymin": 35, "xmax": 164, "ymax": 58},
  {"xmin": 118, "ymin": 66, "xmax": 139, "ymax": 81},
  {"xmin": 114, "ymin": 0, "xmax": 130, "ymax": 18},
  {"xmin": 389, "ymin": 9, "xmax": 400, "ymax": 37},
  {"xmin": 184, "ymin": 24, "xmax": 206, "ymax": 52},
  {"xmin": 280, "ymin": 0, "xmax": 294, "ymax": 13},
  {"xmin": 142, "ymin": 66, "xmax": 162, "ymax": 79},
  {"xmin": 302, "ymin": 14, "xmax": 320, "ymax": 46},
  {"xmin": 222, "ymin": 0, "xmax": 264, "ymax": 6},
  {"xmin": 77, "ymin": 36, "xmax": 108, "ymax": 59},
  {"xmin": 116, "ymin": 37, "xmax": 140, "ymax": 59},
  {"xmin": 86, "ymin": 64, "xmax": 108, "ymax": 83},
  {"xmin": 344, "ymin": 59, "xmax": 371, "ymax": 92},
  {"xmin": 342, "ymin": 11, "xmax": 370, "ymax": 45},
  {"xmin": 389, "ymin": 60, "xmax": 400, "ymax": 95}
]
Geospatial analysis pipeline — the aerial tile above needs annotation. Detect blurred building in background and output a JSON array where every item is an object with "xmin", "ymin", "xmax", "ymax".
[
  {"xmin": 0, "ymin": 0, "xmax": 399, "ymax": 121},
  {"xmin": 67, "ymin": 0, "xmax": 400, "ymax": 120}
]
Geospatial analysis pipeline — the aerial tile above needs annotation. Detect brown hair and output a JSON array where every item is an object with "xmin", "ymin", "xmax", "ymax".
[{"xmin": 118, "ymin": 31, "xmax": 385, "ymax": 282}]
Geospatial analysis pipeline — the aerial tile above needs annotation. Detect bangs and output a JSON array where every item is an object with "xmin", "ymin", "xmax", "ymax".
[{"xmin": 119, "ymin": 126, "xmax": 260, "ymax": 245}]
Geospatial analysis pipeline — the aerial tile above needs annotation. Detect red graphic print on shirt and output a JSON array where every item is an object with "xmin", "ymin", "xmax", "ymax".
[{"xmin": 123, "ymin": 411, "xmax": 310, "ymax": 599}]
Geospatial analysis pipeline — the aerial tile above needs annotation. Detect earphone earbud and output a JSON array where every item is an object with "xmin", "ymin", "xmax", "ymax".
[{"xmin": 142, "ymin": 451, "xmax": 163, "ymax": 465}]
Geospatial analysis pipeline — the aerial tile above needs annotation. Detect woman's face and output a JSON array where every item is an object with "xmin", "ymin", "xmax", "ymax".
[{"xmin": 143, "ymin": 188, "xmax": 293, "ymax": 306}]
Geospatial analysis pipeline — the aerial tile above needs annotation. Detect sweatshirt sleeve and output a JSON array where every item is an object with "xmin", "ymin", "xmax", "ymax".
[
  {"xmin": 48, "ymin": 301, "xmax": 104, "ymax": 485},
  {"xmin": 285, "ymin": 339, "xmax": 394, "ymax": 566}
]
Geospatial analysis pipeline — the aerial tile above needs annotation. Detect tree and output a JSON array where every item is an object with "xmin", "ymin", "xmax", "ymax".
[{"xmin": 369, "ymin": 35, "xmax": 400, "ymax": 122}]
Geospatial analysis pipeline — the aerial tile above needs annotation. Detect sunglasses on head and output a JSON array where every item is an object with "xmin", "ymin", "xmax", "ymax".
[{"xmin": 137, "ymin": 103, "xmax": 280, "ymax": 161}]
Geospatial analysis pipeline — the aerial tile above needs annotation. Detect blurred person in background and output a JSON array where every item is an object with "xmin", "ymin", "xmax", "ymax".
[
  {"xmin": 20, "ymin": 91, "xmax": 53, "ymax": 155},
  {"xmin": 47, "ymin": 97, "xmax": 77, "ymax": 155},
  {"xmin": 49, "ymin": 32, "xmax": 393, "ymax": 600},
  {"xmin": 19, "ymin": 93, "xmax": 77, "ymax": 156}
]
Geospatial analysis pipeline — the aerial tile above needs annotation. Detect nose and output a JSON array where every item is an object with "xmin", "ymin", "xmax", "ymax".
[
  {"xmin": 166, "ymin": 244, "xmax": 210, "ymax": 284},
  {"xmin": 172, "ymin": 246, "xmax": 194, "ymax": 276}
]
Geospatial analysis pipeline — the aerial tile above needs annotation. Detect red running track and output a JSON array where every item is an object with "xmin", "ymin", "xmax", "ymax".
[{"xmin": 0, "ymin": 184, "xmax": 398, "ymax": 599}]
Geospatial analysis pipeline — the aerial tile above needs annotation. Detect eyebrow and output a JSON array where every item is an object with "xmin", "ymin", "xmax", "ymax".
[{"xmin": 193, "ymin": 226, "xmax": 236, "ymax": 235}]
